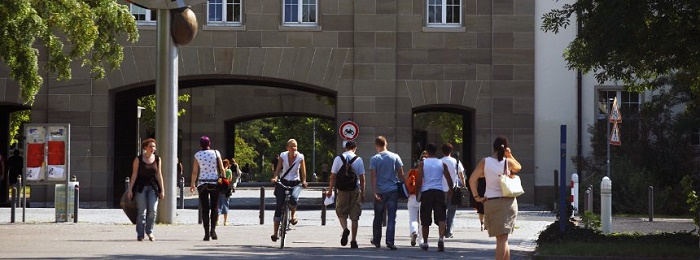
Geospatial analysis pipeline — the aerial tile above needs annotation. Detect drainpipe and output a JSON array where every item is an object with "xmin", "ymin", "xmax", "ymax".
[{"xmin": 576, "ymin": 12, "xmax": 583, "ymax": 181}]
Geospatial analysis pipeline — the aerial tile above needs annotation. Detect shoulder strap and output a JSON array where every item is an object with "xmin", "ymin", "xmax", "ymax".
[
  {"xmin": 280, "ymin": 161, "xmax": 297, "ymax": 180},
  {"xmin": 349, "ymin": 155, "xmax": 359, "ymax": 164},
  {"xmin": 502, "ymin": 158, "xmax": 508, "ymax": 175}
]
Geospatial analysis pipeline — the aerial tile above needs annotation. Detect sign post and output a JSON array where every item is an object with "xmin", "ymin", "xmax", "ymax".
[{"xmin": 607, "ymin": 97, "xmax": 622, "ymax": 177}]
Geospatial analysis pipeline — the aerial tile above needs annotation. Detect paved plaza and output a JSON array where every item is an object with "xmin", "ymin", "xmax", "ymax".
[{"xmin": 0, "ymin": 188, "xmax": 554, "ymax": 259}]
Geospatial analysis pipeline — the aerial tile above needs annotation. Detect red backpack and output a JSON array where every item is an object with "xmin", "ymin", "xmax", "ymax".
[{"xmin": 405, "ymin": 168, "xmax": 418, "ymax": 195}]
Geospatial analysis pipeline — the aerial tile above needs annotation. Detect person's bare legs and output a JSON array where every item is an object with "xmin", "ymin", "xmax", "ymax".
[
  {"xmin": 479, "ymin": 213, "xmax": 485, "ymax": 230},
  {"xmin": 438, "ymin": 221, "xmax": 446, "ymax": 239},
  {"xmin": 351, "ymin": 220, "xmax": 358, "ymax": 241},
  {"xmin": 421, "ymin": 225, "xmax": 429, "ymax": 244},
  {"xmin": 495, "ymin": 234, "xmax": 510, "ymax": 260},
  {"xmin": 272, "ymin": 220, "xmax": 279, "ymax": 238},
  {"xmin": 291, "ymin": 206, "xmax": 297, "ymax": 222},
  {"xmin": 338, "ymin": 217, "xmax": 348, "ymax": 230},
  {"xmin": 223, "ymin": 213, "xmax": 228, "ymax": 225}
]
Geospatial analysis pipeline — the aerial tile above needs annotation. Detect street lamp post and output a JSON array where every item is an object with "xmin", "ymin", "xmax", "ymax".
[{"xmin": 125, "ymin": 0, "xmax": 205, "ymax": 224}]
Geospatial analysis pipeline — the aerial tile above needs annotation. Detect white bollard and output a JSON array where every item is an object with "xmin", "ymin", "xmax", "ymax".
[
  {"xmin": 571, "ymin": 173, "xmax": 579, "ymax": 216},
  {"xmin": 601, "ymin": 176, "xmax": 612, "ymax": 234}
]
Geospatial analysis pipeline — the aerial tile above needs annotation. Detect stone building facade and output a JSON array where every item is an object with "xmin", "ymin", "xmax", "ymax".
[{"xmin": 0, "ymin": 0, "xmax": 536, "ymax": 207}]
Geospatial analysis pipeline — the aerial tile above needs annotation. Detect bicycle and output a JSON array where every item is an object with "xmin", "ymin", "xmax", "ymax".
[{"xmin": 276, "ymin": 181, "xmax": 296, "ymax": 249}]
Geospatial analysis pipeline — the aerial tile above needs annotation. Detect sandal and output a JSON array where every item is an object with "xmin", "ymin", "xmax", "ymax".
[
  {"xmin": 290, "ymin": 218, "xmax": 298, "ymax": 225},
  {"xmin": 271, "ymin": 235, "xmax": 278, "ymax": 242}
]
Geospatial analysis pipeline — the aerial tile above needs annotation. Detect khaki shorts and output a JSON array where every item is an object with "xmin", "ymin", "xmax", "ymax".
[
  {"xmin": 484, "ymin": 197, "xmax": 518, "ymax": 237},
  {"xmin": 335, "ymin": 189, "xmax": 362, "ymax": 221}
]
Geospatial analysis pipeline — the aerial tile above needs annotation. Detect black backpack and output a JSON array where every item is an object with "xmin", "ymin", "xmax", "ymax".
[{"xmin": 335, "ymin": 155, "xmax": 359, "ymax": 191}]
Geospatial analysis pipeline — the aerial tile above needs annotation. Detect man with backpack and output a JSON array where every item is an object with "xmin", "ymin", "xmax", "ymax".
[{"xmin": 326, "ymin": 140, "xmax": 365, "ymax": 248}]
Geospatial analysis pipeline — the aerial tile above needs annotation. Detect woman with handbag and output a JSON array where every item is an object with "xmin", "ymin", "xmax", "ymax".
[
  {"xmin": 468, "ymin": 136, "xmax": 522, "ymax": 260},
  {"xmin": 190, "ymin": 136, "xmax": 226, "ymax": 241},
  {"xmin": 127, "ymin": 138, "xmax": 165, "ymax": 241},
  {"xmin": 219, "ymin": 159, "xmax": 233, "ymax": 226}
]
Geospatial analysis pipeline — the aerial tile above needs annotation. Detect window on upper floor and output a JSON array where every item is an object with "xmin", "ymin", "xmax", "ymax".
[
  {"xmin": 426, "ymin": 0, "xmax": 462, "ymax": 28},
  {"xmin": 596, "ymin": 89, "xmax": 642, "ymax": 142},
  {"xmin": 130, "ymin": 4, "xmax": 157, "ymax": 25},
  {"xmin": 208, "ymin": 0, "xmax": 243, "ymax": 26},
  {"xmin": 282, "ymin": 0, "xmax": 317, "ymax": 26},
  {"xmin": 691, "ymin": 128, "xmax": 700, "ymax": 147}
]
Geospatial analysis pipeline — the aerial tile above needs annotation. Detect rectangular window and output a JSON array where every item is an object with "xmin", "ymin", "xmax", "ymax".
[
  {"xmin": 597, "ymin": 90, "xmax": 642, "ymax": 142},
  {"xmin": 283, "ymin": 0, "xmax": 317, "ymax": 25},
  {"xmin": 130, "ymin": 4, "xmax": 157, "ymax": 25},
  {"xmin": 691, "ymin": 128, "xmax": 700, "ymax": 146},
  {"xmin": 208, "ymin": 0, "xmax": 242, "ymax": 25},
  {"xmin": 427, "ymin": 0, "xmax": 461, "ymax": 27}
]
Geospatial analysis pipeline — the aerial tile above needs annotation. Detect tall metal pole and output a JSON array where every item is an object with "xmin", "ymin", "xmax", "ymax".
[
  {"xmin": 156, "ymin": 8, "xmax": 178, "ymax": 224},
  {"xmin": 312, "ymin": 119, "xmax": 316, "ymax": 180}
]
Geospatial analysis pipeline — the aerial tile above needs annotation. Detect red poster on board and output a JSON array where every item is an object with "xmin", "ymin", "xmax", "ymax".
[
  {"xmin": 27, "ymin": 143, "xmax": 44, "ymax": 167},
  {"xmin": 48, "ymin": 141, "xmax": 65, "ymax": 165}
]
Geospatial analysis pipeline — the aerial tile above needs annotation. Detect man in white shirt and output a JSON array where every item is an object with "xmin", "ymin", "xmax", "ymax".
[
  {"xmin": 441, "ymin": 143, "xmax": 465, "ymax": 238},
  {"xmin": 326, "ymin": 140, "xmax": 365, "ymax": 249}
]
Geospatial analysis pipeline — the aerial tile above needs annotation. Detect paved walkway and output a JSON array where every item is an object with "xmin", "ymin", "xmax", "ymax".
[
  {"xmin": 0, "ymin": 202, "xmax": 554, "ymax": 259},
  {"xmin": 2, "ymin": 187, "xmax": 693, "ymax": 259}
]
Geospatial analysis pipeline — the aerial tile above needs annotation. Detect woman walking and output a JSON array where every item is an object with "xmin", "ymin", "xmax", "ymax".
[
  {"xmin": 190, "ymin": 136, "xmax": 225, "ymax": 241},
  {"xmin": 469, "ymin": 136, "xmax": 522, "ymax": 260},
  {"xmin": 127, "ymin": 138, "xmax": 164, "ymax": 241}
]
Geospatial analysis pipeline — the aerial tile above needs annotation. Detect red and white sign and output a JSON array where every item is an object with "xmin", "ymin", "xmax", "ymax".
[
  {"xmin": 609, "ymin": 97, "xmax": 622, "ymax": 123},
  {"xmin": 610, "ymin": 122, "xmax": 621, "ymax": 146},
  {"xmin": 339, "ymin": 121, "xmax": 359, "ymax": 141}
]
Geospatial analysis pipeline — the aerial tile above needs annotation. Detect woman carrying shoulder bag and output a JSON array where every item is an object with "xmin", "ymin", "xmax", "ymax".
[
  {"xmin": 468, "ymin": 136, "xmax": 522, "ymax": 260},
  {"xmin": 127, "ymin": 138, "xmax": 165, "ymax": 242},
  {"xmin": 190, "ymin": 136, "xmax": 226, "ymax": 241}
]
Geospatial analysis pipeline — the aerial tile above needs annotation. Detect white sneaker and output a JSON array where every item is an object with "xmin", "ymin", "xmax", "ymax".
[{"xmin": 410, "ymin": 232, "xmax": 417, "ymax": 246}]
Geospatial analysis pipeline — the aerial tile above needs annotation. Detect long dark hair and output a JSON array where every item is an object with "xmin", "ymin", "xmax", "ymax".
[{"xmin": 492, "ymin": 136, "xmax": 509, "ymax": 161}]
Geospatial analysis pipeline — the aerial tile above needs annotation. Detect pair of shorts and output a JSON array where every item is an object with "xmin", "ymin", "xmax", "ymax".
[
  {"xmin": 484, "ymin": 197, "xmax": 518, "ymax": 237},
  {"xmin": 420, "ymin": 189, "xmax": 446, "ymax": 226},
  {"xmin": 335, "ymin": 189, "xmax": 362, "ymax": 221}
]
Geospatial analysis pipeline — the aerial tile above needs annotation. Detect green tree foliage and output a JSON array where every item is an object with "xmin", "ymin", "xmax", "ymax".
[
  {"xmin": 541, "ymin": 0, "xmax": 700, "ymax": 96},
  {"xmin": 0, "ymin": 0, "xmax": 138, "ymax": 105},
  {"xmin": 414, "ymin": 112, "xmax": 463, "ymax": 144},
  {"xmin": 234, "ymin": 116, "xmax": 335, "ymax": 181},
  {"xmin": 137, "ymin": 94, "xmax": 191, "ymax": 136},
  {"xmin": 544, "ymin": 0, "xmax": 700, "ymax": 216}
]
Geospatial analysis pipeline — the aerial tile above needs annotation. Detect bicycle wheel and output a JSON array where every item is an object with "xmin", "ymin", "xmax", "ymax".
[{"xmin": 279, "ymin": 204, "xmax": 289, "ymax": 249}]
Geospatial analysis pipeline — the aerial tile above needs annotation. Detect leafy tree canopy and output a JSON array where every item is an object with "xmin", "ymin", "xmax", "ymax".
[
  {"xmin": 0, "ymin": 0, "xmax": 138, "ymax": 105},
  {"xmin": 541, "ymin": 0, "xmax": 700, "ymax": 103}
]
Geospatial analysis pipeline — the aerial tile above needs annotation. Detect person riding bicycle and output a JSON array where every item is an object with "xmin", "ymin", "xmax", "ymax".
[{"xmin": 270, "ymin": 139, "xmax": 308, "ymax": 242}]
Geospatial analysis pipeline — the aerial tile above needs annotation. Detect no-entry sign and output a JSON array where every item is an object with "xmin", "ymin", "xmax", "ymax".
[{"xmin": 339, "ymin": 121, "xmax": 359, "ymax": 141}]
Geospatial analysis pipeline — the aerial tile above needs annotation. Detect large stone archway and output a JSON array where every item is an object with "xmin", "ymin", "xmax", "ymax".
[{"xmin": 111, "ymin": 75, "xmax": 336, "ymax": 206}]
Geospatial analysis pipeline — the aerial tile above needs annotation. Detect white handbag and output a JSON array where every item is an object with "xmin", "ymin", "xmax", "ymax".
[{"xmin": 500, "ymin": 158, "xmax": 524, "ymax": 197}]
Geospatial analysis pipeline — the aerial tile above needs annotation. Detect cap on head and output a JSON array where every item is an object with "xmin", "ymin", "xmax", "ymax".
[{"xmin": 200, "ymin": 136, "xmax": 211, "ymax": 148}]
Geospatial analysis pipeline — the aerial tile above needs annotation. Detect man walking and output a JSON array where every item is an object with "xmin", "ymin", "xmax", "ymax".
[
  {"xmin": 326, "ymin": 140, "xmax": 365, "ymax": 249},
  {"xmin": 441, "ymin": 143, "xmax": 466, "ymax": 238},
  {"xmin": 370, "ymin": 136, "xmax": 405, "ymax": 250},
  {"xmin": 416, "ymin": 143, "xmax": 453, "ymax": 252}
]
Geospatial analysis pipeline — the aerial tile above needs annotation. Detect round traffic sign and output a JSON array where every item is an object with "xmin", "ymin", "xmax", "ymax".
[{"xmin": 339, "ymin": 121, "xmax": 359, "ymax": 141}]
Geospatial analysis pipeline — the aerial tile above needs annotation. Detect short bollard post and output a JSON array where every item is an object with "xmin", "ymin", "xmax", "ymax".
[
  {"xmin": 179, "ymin": 177, "xmax": 185, "ymax": 209},
  {"xmin": 321, "ymin": 189, "xmax": 327, "ymax": 226},
  {"xmin": 571, "ymin": 173, "xmax": 579, "ymax": 216},
  {"xmin": 10, "ymin": 187, "xmax": 16, "ymax": 223},
  {"xmin": 585, "ymin": 186, "xmax": 593, "ymax": 213},
  {"xmin": 648, "ymin": 186, "xmax": 654, "ymax": 222},
  {"xmin": 74, "ymin": 184, "xmax": 79, "ymax": 223},
  {"xmin": 601, "ymin": 177, "xmax": 612, "ymax": 234},
  {"xmin": 259, "ymin": 186, "xmax": 265, "ymax": 225}
]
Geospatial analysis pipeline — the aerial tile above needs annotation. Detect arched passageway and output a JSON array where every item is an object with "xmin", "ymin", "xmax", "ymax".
[{"xmin": 111, "ymin": 75, "xmax": 336, "ymax": 206}]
